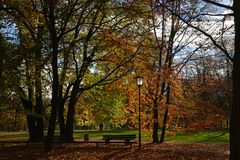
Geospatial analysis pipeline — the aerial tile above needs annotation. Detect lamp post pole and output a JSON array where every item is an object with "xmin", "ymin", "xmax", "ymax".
[
  {"xmin": 138, "ymin": 85, "xmax": 141, "ymax": 149},
  {"xmin": 136, "ymin": 77, "xmax": 143, "ymax": 150}
]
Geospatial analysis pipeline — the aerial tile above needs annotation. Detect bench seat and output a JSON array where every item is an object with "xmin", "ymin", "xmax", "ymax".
[{"xmin": 103, "ymin": 134, "xmax": 136, "ymax": 143}]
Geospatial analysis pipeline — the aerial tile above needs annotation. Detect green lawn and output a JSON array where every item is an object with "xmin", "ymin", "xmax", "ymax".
[
  {"xmin": 0, "ymin": 130, "xmax": 229, "ymax": 143},
  {"xmin": 73, "ymin": 129, "xmax": 229, "ymax": 143},
  {"xmin": 165, "ymin": 130, "xmax": 229, "ymax": 143},
  {"xmin": 0, "ymin": 132, "xmax": 29, "ymax": 141}
]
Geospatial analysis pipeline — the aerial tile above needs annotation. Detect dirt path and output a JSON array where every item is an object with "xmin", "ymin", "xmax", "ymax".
[{"xmin": 0, "ymin": 142, "xmax": 229, "ymax": 160}]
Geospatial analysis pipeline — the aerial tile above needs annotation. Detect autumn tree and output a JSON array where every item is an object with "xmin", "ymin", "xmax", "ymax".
[
  {"xmin": 179, "ymin": 54, "xmax": 231, "ymax": 130},
  {"xmin": 0, "ymin": 0, "xmax": 47, "ymax": 141},
  {"xmin": 75, "ymin": 86, "xmax": 128, "ymax": 129},
  {"xmin": 1, "ymin": 0, "xmax": 146, "ymax": 151},
  {"xmin": 0, "ymin": 20, "xmax": 26, "ymax": 131},
  {"xmin": 139, "ymin": 0, "xmax": 203, "ymax": 143},
  {"xmin": 159, "ymin": 0, "xmax": 238, "ymax": 158},
  {"xmin": 39, "ymin": 0, "xmax": 145, "ymax": 151}
]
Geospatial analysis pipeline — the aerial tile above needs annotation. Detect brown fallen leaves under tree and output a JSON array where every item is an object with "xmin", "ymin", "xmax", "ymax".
[{"xmin": 0, "ymin": 142, "xmax": 229, "ymax": 160}]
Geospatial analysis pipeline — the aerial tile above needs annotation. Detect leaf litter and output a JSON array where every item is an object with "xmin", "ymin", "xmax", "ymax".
[{"xmin": 0, "ymin": 142, "xmax": 229, "ymax": 160}]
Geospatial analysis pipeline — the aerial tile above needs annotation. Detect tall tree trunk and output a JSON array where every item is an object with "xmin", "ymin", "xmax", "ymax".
[
  {"xmin": 58, "ymin": 64, "xmax": 67, "ymax": 142},
  {"xmin": 150, "ymin": 0, "xmax": 165, "ymax": 143},
  {"xmin": 160, "ymin": 85, "xmax": 170, "ymax": 143},
  {"xmin": 64, "ymin": 100, "xmax": 77, "ymax": 142},
  {"xmin": 44, "ymin": 0, "xmax": 60, "ymax": 152},
  {"xmin": 20, "ymin": 98, "xmax": 37, "ymax": 141},
  {"xmin": 27, "ymin": 117, "xmax": 37, "ymax": 141},
  {"xmin": 34, "ymin": 43, "xmax": 44, "ymax": 141},
  {"xmin": 18, "ymin": 69, "xmax": 43, "ymax": 142},
  {"xmin": 20, "ymin": 71, "xmax": 43, "ymax": 142},
  {"xmin": 44, "ymin": 38, "xmax": 59, "ymax": 151},
  {"xmin": 58, "ymin": 101, "xmax": 66, "ymax": 141},
  {"xmin": 44, "ymin": 46, "xmax": 59, "ymax": 151},
  {"xmin": 230, "ymin": 1, "xmax": 240, "ymax": 159},
  {"xmin": 152, "ymin": 100, "xmax": 159, "ymax": 143},
  {"xmin": 0, "ymin": 34, "xmax": 3, "ymax": 82},
  {"xmin": 64, "ymin": 83, "xmax": 80, "ymax": 142},
  {"xmin": 152, "ymin": 79, "xmax": 164, "ymax": 143},
  {"xmin": 34, "ymin": 72, "xmax": 44, "ymax": 140},
  {"xmin": 152, "ymin": 82, "xmax": 166, "ymax": 143}
]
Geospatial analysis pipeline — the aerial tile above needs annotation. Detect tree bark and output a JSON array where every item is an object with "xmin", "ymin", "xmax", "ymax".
[
  {"xmin": 64, "ymin": 82, "xmax": 81, "ymax": 142},
  {"xmin": 19, "ymin": 76, "xmax": 44, "ymax": 142},
  {"xmin": 0, "ymin": 34, "xmax": 4, "ymax": 82},
  {"xmin": 230, "ymin": 1, "xmax": 240, "ymax": 159},
  {"xmin": 44, "ymin": 0, "xmax": 59, "ymax": 151},
  {"xmin": 25, "ymin": 110, "xmax": 37, "ymax": 141},
  {"xmin": 160, "ymin": 85, "xmax": 170, "ymax": 143},
  {"xmin": 64, "ymin": 97, "xmax": 77, "ymax": 142},
  {"xmin": 58, "ymin": 100, "xmax": 66, "ymax": 141},
  {"xmin": 45, "ymin": 44, "xmax": 59, "ymax": 151},
  {"xmin": 34, "ymin": 40, "xmax": 44, "ymax": 141},
  {"xmin": 152, "ymin": 100, "xmax": 159, "ymax": 143},
  {"xmin": 20, "ymin": 98, "xmax": 38, "ymax": 141}
]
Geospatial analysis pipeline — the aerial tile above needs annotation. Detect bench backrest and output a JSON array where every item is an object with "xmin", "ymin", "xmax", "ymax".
[{"xmin": 103, "ymin": 134, "xmax": 136, "ymax": 140}]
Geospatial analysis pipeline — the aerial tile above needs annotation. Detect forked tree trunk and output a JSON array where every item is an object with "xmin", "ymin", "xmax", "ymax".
[{"xmin": 21, "ymin": 100, "xmax": 43, "ymax": 142}]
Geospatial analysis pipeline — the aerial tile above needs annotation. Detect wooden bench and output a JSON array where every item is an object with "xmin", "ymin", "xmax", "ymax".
[{"xmin": 102, "ymin": 134, "xmax": 136, "ymax": 147}]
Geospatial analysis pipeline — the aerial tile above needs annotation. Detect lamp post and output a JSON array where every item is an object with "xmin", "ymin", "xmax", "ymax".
[{"xmin": 136, "ymin": 76, "xmax": 143, "ymax": 149}]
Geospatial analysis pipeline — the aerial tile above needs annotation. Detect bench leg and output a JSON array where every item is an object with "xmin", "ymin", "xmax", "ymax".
[
  {"xmin": 96, "ymin": 142, "xmax": 99, "ymax": 148},
  {"xmin": 105, "ymin": 140, "xmax": 110, "ymax": 144},
  {"xmin": 125, "ymin": 140, "xmax": 130, "ymax": 145}
]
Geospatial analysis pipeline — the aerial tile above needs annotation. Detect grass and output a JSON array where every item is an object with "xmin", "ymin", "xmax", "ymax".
[
  {"xmin": 0, "ymin": 132, "xmax": 29, "ymax": 141},
  {"xmin": 73, "ymin": 129, "xmax": 229, "ymax": 143},
  {"xmin": 0, "ymin": 129, "xmax": 229, "ymax": 143},
  {"xmin": 165, "ymin": 130, "xmax": 229, "ymax": 143}
]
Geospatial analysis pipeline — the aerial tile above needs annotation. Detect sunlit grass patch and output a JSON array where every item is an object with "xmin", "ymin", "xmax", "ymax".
[
  {"xmin": 0, "ymin": 129, "xmax": 229, "ymax": 143},
  {"xmin": 165, "ymin": 130, "xmax": 229, "ymax": 143}
]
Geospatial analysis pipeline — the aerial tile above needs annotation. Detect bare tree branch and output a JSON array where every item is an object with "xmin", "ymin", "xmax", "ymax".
[
  {"xmin": 201, "ymin": 0, "xmax": 233, "ymax": 10},
  {"xmin": 156, "ymin": 1, "xmax": 234, "ymax": 63}
]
